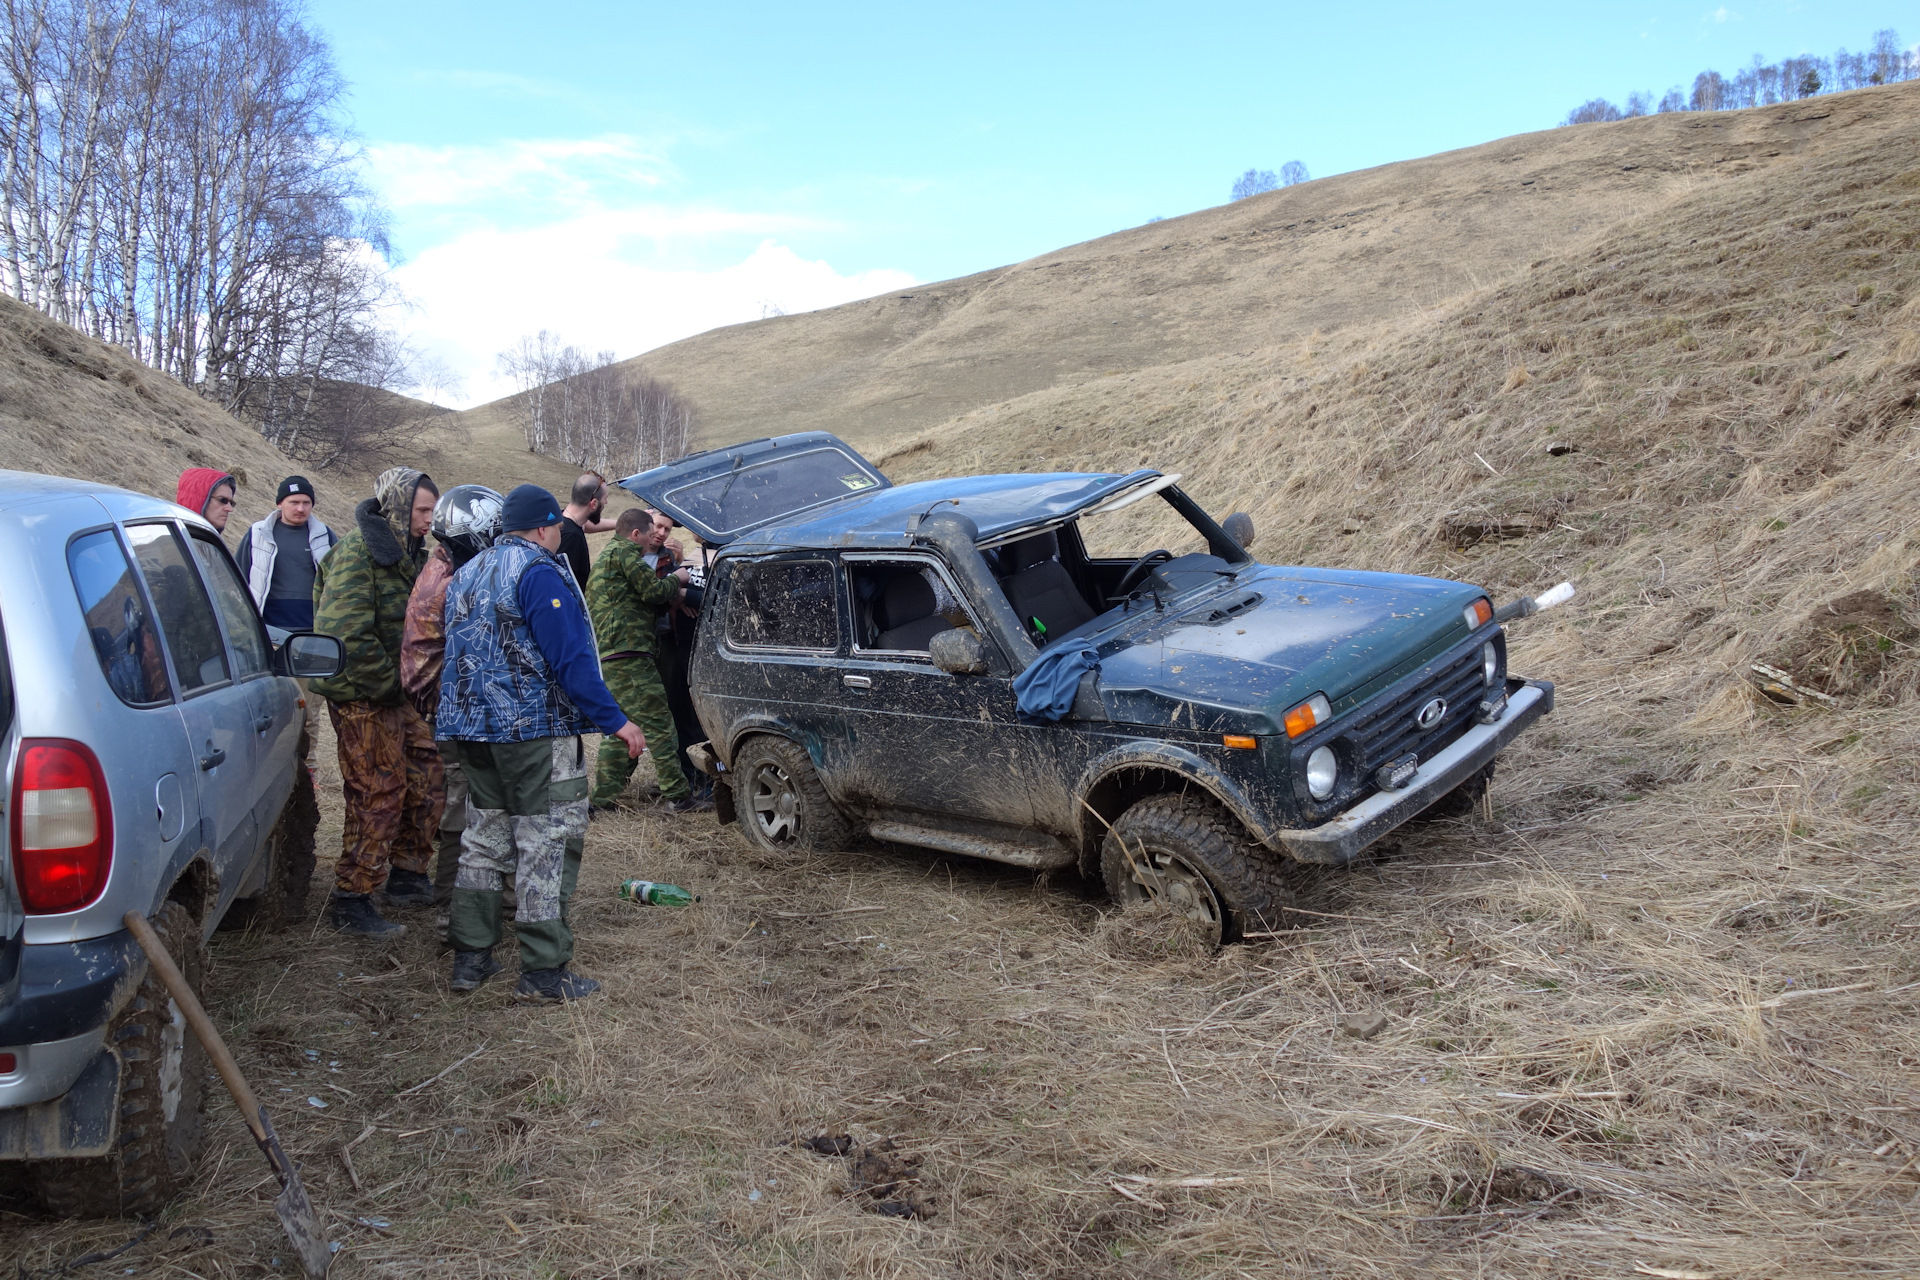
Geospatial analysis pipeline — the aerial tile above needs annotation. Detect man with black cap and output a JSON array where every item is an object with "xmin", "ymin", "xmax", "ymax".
[
  {"xmin": 438, "ymin": 484, "xmax": 644, "ymax": 1002},
  {"xmin": 235, "ymin": 475, "xmax": 337, "ymax": 631}
]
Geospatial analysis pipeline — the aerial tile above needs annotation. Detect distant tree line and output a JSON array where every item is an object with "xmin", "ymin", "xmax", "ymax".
[
  {"xmin": 1231, "ymin": 160, "xmax": 1309, "ymax": 201},
  {"xmin": 1564, "ymin": 27, "xmax": 1915, "ymax": 125},
  {"xmin": 0, "ymin": 0, "xmax": 436, "ymax": 464},
  {"xmin": 497, "ymin": 331, "xmax": 695, "ymax": 479}
]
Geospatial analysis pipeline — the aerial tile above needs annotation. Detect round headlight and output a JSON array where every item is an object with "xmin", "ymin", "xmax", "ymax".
[
  {"xmin": 1481, "ymin": 641, "xmax": 1498, "ymax": 687},
  {"xmin": 1306, "ymin": 746, "xmax": 1338, "ymax": 800}
]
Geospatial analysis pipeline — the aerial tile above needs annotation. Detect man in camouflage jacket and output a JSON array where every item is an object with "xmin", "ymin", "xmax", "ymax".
[
  {"xmin": 586, "ymin": 507, "xmax": 699, "ymax": 810},
  {"xmin": 312, "ymin": 466, "xmax": 442, "ymax": 936}
]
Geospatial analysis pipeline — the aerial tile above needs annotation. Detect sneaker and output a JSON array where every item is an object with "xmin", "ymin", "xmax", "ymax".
[
  {"xmin": 513, "ymin": 966, "xmax": 602, "ymax": 1004},
  {"xmin": 326, "ymin": 892, "xmax": 406, "ymax": 938},
  {"xmin": 449, "ymin": 948, "xmax": 502, "ymax": 993},
  {"xmin": 659, "ymin": 794, "xmax": 714, "ymax": 815},
  {"xmin": 380, "ymin": 868, "xmax": 435, "ymax": 906}
]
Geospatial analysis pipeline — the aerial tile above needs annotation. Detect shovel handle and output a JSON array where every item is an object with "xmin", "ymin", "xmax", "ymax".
[{"xmin": 123, "ymin": 910, "xmax": 267, "ymax": 1143}]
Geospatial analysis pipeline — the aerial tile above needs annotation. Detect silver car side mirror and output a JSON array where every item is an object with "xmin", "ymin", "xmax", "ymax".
[
  {"xmin": 929, "ymin": 628, "xmax": 990, "ymax": 676},
  {"xmin": 281, "ymin": 632, "xmax": 345, "ymax": 679},
  {"xmin": 1223, "ymin": 511, "xmax": 1256, "ymax": 552}
]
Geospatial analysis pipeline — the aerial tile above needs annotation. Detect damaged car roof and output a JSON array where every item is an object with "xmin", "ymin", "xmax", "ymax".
[{"xmin": 723, "ymin": 470, "xmax": 1162, "ymax": 552}]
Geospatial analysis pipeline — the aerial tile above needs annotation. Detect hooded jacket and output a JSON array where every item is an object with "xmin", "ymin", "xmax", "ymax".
[
  {"xmin": 175, "ymin": 468, "xmax": 235, "ymax": 522},
  {"xmin": 400, "ymin": 543, "xmax": 457, "ymax": 719},
  {"xmin": 309, "ymin": 467, "xmax": 434, "ymax": 705}
]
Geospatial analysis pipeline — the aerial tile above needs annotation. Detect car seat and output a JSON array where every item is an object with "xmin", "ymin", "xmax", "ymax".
[
  {"xmin": 999, "ymin": 531, "xmax": 1096, "ymax": 645},
  {"xmin": 873, "ymin": 571, "xmax": 952, "ymax": 651}
]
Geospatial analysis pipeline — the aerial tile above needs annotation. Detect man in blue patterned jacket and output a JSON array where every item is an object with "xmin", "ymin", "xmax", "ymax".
[{"xmin": 437, "ymin": 484, "xmax": 644, "ymax": 1002}]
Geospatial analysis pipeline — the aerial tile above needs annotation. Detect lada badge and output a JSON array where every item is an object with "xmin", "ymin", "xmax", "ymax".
[{"xmin": 1415, "ymin": 697, "xmax": 1448, "ymax": 730}]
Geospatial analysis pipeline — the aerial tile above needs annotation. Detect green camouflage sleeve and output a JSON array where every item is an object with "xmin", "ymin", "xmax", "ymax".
[
  {"xmin": 624, "ymin": 551, "xmax": 680, "ymax": 607},
  {"xmin": 312, "ymin": 536, "xmax": 399, "ymax": 703}
]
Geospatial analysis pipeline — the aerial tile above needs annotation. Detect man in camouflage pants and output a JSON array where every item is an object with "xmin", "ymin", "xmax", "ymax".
[
  {"xmin": 586, "ymin": 507, "xmax": 704, "ymax": 812},
  {"xmin": 312, "ymin": 466, "xmax": 442, "ymax": 937},
  {"xmin": 438, "ymin": 485, "xmax": 643, "ymax": 1002}
]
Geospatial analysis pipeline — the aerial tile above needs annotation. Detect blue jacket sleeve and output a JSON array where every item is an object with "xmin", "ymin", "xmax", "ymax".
[{"xmin": 519, "ymin": 562, "xmax": 630, "ymax": 735}]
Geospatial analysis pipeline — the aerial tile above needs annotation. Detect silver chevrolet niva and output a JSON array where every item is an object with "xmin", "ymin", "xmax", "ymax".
[{"xmin": 0, "ymin": 470, "xmax": 342, "ymax": 1216}]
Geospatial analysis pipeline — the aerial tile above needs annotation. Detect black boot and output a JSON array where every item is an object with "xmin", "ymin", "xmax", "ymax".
[
  {"xmin": 381, "ymin": 868, "xmax": 435, "ymax": 906},
  {"xmin": 513, "ymin": 966, "xmax": 601, "ymax": 1004},
  {"xmin": 327, "ymin": 891, "xmax": 406, "ymax": 938},
  {"xmin": 449, "ymin": 948, "xmax": 502, "ymax": 993}
]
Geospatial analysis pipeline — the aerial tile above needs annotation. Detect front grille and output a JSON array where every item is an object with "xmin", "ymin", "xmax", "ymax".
[{"xmin": 1338, "ymin": 641, "xmax": 1492, "ymax": 779}]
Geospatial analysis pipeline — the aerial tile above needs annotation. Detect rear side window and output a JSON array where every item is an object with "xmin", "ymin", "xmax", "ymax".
[
  {"xmin": 125, "ymin": 523, "xmax": 229, "ymax": 693},
  {"xmin": 726, "ymin": 559, "xmax": 839, "ymax": 651},
  {"xmin": 69, "ymin": 530, "xmax": 171, "ymax": 706},
  {"xmin": 188, "ymin": 532, "xmax": 270, "ymax": 679}
]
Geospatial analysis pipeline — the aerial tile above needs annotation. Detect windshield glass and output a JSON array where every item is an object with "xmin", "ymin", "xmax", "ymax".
[{"xmin": 663, "ymin": 446, "xmax": 882, "ymax": 538}]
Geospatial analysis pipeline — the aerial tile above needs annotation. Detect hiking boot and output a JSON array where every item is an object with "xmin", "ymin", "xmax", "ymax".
[
  {"xmin": 327, "ymin": 892, "xmax": 406, "ymax": 938},
  {"xmin": 659, "ymin": 794, "xmax": 714, "ymax": 815},
  {"xmin": 588, "ymin": 801, "xmax": 622, "ymax": 822},
  {"xmin": 513, "ymin": 966, "xmax": 602, "ymax": 1004},
  {"xmin": 449, "ymin": 948, "xmax": 502, "ymax": 993},
  {"xmin": 380, "ymin": 868, "xmax": 435, "ymax": 906}
]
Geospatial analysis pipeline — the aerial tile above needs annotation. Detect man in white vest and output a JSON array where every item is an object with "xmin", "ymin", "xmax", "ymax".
[{"xmin": 235, "ymin": 475, "xmax": 338, "ymax": 631}]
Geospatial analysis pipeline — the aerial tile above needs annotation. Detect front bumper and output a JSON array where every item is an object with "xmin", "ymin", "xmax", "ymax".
[{"xmin": 1267, "ymin": 678, "xmax": 1553, "ymax": 865}]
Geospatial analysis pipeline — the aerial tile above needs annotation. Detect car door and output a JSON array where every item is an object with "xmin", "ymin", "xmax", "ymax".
[
  {"xmin": 184, "ymin": 527, "xmax": 296, "ymax": 858},
  {"xmin": 824, "ymin": 554, "xmax": 1065, "ymax": 830},
  {"xmin": 123, "ymin": 521, "xmax": 257, "ymax": 906}
]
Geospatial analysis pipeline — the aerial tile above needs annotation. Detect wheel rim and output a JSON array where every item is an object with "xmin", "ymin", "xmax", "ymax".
[
  {"xmin": 1119, "ymin": 845, "xmax": 1225, "ymax": 936},
  {"xmin": 748, "ymin": 761, "xmax": 800, "ymax": 843},
  {"xmin": 158, "ymin": 997, "xmax": 187, "ymax": 1123}
]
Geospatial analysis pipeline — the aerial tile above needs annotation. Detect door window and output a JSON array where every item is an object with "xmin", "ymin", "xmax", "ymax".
[
  {"xmin": 187, "ymin": 531, "xmax": 271, "ymax": 679},
  {"xmin": 847, "ymin": 559, "xmax": 968, "ymax": 654},
  {"xmin": 725, "ymin": 559, "xmax": 839, "ymax": 651},
  {"xmin": 68, "ymin": 529, "xmax": 171, "ymax": 706},
  {"xmin": 125, "ymin": 523, "xmax": 229, "ymax": 693}
]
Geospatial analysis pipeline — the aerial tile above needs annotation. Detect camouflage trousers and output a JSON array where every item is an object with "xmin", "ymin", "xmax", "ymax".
[
  {"xmin": 433, "ymin": 744, "xmax": 467, "ymax": 903},
  {"xmin": 592, "ymin": 653, "xmax": 690, "ymax": 805},
  {"xmin": 445, "ymin": 736, "xmax": 588, "ymax": 972},
  {"xmin": 329, "ymin": 699, "xmax": 442, "ymax": 896}
]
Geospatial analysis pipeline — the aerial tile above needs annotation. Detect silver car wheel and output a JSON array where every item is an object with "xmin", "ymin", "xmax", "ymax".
[
  {"xmin": 749, "ymin": 761, "xmax": 799, "ymax": 843},
  {"xmin": 1119, "ymin": 845, "xmax": 1226, "ymax": 934}
]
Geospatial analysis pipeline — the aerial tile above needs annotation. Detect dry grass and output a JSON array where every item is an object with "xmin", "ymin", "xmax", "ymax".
[{"xmin": 10, "ymin": 87, "xmax": 1920, "ymax": 1279}]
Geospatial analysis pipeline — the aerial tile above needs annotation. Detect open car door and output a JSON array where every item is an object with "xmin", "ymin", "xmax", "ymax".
[{"xmin": 617, "ymin": 431, "xmax": 890, "ymax": 547}]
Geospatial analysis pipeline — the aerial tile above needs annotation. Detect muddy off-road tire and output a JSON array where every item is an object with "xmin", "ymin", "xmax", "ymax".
[
  {"xmin": 32, "ymin": 901, "xmax": 209, "ymax": 1217},
  {"xmin": 221, "ymin": 762, "xmax": 319, "ymax": 931},
  {"xmin": 1100, "ymin": 793, "xmax": 1295, "ymax": 945},
  {"xmin": 731, "ymin": 735, "xmax": 852, "ymax": 856}
]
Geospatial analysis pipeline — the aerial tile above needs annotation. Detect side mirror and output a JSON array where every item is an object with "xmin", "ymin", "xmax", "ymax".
[
  {"xmin": 1222, "ymin": 511, "xmax": 1256, "ymax": 552},
  {"xmin": 277, "ymin": 631, "xmax": 345, "ymax": 679},
  {"xmin": 929, "ymin": 628, "xmax": 990, "ymax": 676}
]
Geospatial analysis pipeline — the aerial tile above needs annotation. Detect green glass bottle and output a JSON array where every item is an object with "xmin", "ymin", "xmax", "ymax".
[{"xmin": 618, "ymin": 879, "xmax": 700, "ymax": 906}]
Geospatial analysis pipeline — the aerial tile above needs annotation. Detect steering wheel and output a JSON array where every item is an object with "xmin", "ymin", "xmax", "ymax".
[{"xmin": 1112, "ymin": 549, "xmax": 1175, "ymax": 599}]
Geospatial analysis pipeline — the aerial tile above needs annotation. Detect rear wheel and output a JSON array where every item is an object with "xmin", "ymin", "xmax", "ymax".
[
  {"xmin": 731, "ymin": 736, "xmax": 851, "ymax": 855},
  {"xmin": 33, "ymin": 900, "xmax": 209, "ymax": 1217},
  {"xmin": 1100, "ymin": 793, "xmax": 1295, "ymax": 945}
]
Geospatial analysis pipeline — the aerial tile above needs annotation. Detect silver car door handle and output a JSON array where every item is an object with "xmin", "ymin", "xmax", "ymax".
[{"xmin": 843, "ymin": 674, "xmax": 872, "ymax": 689}]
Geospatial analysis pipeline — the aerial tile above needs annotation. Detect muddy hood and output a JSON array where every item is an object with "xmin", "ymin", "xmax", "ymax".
[{"xmin": 1090, "ymin": 566, "xmax": 1486, "ymax": 734}]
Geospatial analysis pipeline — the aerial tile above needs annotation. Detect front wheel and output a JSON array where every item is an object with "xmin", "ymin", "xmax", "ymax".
[
  {"xmin": 32, "ymin": 900, "xmax": 209, "ymax": 1216},
  {"xmin": 730, "ymin": 736, "xmax": 852, "ymax": 856},
  {"xmin": 1100, "ymin": 793, "xmax": 1295, "ymax": 945}
]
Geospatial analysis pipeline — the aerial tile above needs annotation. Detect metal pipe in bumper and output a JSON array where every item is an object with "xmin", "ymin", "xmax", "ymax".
[{"xmin": 1266, "ymin": 679, "xmax": 1554, "ymax": 865}]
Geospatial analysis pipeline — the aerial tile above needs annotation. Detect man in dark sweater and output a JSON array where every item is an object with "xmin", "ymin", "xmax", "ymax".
[
  {"xmin": 235, "ymin": 476, "xmax": 337, "ymax": 630},
  {"xmin": 438, "ymin": 484, "xmax": 644, "ymax": 1002}
]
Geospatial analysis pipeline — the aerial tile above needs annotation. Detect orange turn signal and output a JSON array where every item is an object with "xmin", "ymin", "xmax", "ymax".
[
  {"xmin": 1283, "ymin": 693, "xmax": 1332, "ymax": 739},
  {"xmin": 1222, "ymin": 734, "xmax": 1258, "ymax": 750},
  {"xmin": 1464, "ymin": 597, "xmax": 1493, "ymax": 629}
]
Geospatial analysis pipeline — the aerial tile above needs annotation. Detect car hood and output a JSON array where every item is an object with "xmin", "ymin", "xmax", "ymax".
[{"xmin": 1090, "ymin": 566, "xmax": 1486, "ymax": 734}]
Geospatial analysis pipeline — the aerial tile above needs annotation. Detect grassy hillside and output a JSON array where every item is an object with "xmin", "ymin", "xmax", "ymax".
[
  {"xmin": 511, "ymin": 83, "xmax": 1905, "ymax": 453},
  {"xmin": 0, "ymin": 292, "xmax": 300, "ymax": 526}
]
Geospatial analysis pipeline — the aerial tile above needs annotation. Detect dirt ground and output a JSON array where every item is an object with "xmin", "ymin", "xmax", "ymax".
[{"xmin": 7, "ymin": 671, "xmax": 1920, "ymax": 1279}]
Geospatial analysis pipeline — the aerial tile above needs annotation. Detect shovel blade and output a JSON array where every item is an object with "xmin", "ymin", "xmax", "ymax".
[{"xmin": 273, "ymin": 1173, "xmax": 333, "ymax": 1277}]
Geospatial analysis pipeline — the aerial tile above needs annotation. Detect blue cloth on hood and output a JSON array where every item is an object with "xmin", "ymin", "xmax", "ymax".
[{"xmin": 1013, "ymin": 640, "xmax": 1101, "ymax": 722}]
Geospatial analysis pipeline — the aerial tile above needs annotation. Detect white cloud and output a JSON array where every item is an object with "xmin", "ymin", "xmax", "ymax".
[
  {"xmin": 1709, "ymin": 6, "xmax": 1740, "ymax": 23},
  {"xmin": 367, "ymin": 136, "xmax": 917, "ymax": 407}
]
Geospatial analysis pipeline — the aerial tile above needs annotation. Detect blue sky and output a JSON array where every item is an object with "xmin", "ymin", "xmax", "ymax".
[{"xmin": 307, "ymin": 0, "xmax": 1910, "ymax": 404}]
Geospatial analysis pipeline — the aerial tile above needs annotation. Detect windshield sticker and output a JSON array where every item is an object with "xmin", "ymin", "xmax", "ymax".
[{"xmin": 840, "ymin": 474, "xmax": 878, "ymax": 491}]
